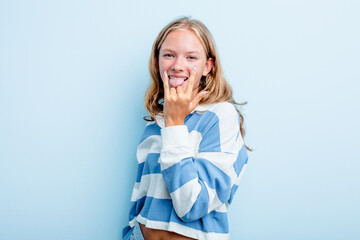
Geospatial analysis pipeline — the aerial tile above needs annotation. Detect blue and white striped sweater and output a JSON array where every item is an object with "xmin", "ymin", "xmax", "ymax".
[{"xmin": 123, "ymin": 102, "xmax": 248, "ymax": 240}]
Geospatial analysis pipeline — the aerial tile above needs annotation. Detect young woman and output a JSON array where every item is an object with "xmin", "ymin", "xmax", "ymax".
[{"xmin": 122, "ymin": 16, "xmax": 249, "ymax": 240}]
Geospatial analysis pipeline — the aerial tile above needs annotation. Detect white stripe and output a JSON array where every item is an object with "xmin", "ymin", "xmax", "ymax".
[
  {"xmin": 203, "ymin": 181, "xmax": 224, "ymax": 213},
  {"xmin": 196, "ymin": 152, "xmax": 238, "ymax": 185},
  {"xmin": 160, "ymin": 147, "xmax": 192, "ymax": 171},
  {"xmin": 145, "ymin": 121, "xmax": 156, "ymax": 127},
  {"xmin": 130, "ymin": 182, "xmax": 140, "ymax": 202},
  {"xmin": 133, "ymin": 174, "xmax": 171, "ymax": 201},
  {"xmin": 214, "ymin": 102, "xmax": 244, "ymax": 152},
  {"xmin": 136, "ymin": 215, "xmax": 229, "ymax": 240},
  {"xmin": 170, "ymin": 178, "xmax": 201, "ymax": 218},
  {"xmin": 225, "ymin": 164, "xmax": 247, "ymax": 205},
  {"xmin": 214, "ymin": 204, "xmax": 227, "ymax": 213},
  {"xmin": 137, "ymin": 135, "xmax": 161, "ymax": 163},
  {"xmin": 190, "ymin": 130, "xmax": 202, "ymax": 156},
  {"xmin": 160, "ymin": 130, "xmax": 201, "ymax": 170},
  {"xmin": 154, "ymin": 115, "xmax": 165, "ymax": 128},
  {"xmin": 129, "ymin": 217, "xmax": 136, "ymax": 228},
  {"xmin": 235, "ymin": 164, "xmax": 247, "ymax": 185}
]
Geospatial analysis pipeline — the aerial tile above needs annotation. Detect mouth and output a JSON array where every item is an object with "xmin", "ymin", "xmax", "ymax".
[{"xmin": 169, "ymin": 76, "xmax": 188, "ymax": 88}]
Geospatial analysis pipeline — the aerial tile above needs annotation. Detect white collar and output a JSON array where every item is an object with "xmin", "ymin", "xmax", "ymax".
[
  {"xmin": 192, "ymin": 103, "xmax": 216, "ymax": 113},
  {"xmin": 154, "ymin": 103, "xmax": 215, "ymax": 129}
]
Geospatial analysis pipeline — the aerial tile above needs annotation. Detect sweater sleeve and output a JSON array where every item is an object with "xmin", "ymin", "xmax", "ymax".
[{"xmin": 159, "ymin": 103, "xmax": 248, "ymax": 222}]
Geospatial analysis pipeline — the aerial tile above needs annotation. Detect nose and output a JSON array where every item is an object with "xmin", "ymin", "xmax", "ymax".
[{"xmin": 171, "ymin": 57, "xmax": 185, "ymax": 72}]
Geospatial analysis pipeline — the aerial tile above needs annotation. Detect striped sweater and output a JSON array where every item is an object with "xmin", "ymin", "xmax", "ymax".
[{"xmin": 122, "ymin": 102, "xmax": 248, "ymax": 240}]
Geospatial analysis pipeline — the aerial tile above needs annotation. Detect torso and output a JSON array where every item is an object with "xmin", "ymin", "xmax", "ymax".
[{"xmin": 139, "ymin": 223, "xmax": 196, "ymax": 240}]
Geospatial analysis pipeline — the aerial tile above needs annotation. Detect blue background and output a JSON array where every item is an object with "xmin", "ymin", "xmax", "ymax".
[{"xmin": 1, "ymin": 0, "xmax": 359, "ymax": 239}]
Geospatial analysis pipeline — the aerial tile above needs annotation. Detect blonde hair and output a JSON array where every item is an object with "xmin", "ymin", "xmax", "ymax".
[{"xmin": 144, "ymin": 16, "xmax": 251, "ymax": 150}]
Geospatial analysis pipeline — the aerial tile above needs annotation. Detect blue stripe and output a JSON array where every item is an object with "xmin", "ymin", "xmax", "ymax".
[
  {"xmin": 162, "ymin": 156, "xmax": 232, "ymax": 203},
  {"xmin": 139, "ymin": 196, "xmax": 229, "ymax": 233},
  {"xmin": 140, "ymin": 197, "xmax": 172, "ymax": 222},
  {"xmin": 181, "ymin": 180, "xmax": 209, "ymax": 221},
  {"xmin": 142, "ymin": 153, "xmax": 161, "ymax": 175},
  {"xmin": 185, "ymin": 112, "xmax": 222, "ymax": 153},
  {"xmin": 228, "ymin": 184, "xmax": 239, "ymax": 204},
  {"xmin": 194, "ymin": 157, "xmax": 232, "ymax": 203},
  {"xmin": 136, "ymin": 162, "xmax": 145, "ymax": 183},
  {"xmin": 233, "ymin": 145, "xmax": 248, "ymax": 176},
  {"xmin": 128, "ymin": 196, "xmax": 146, "ymax": 221},
  {"xmin": 186, "ymin": 111, "xmax": 216, "ymax": 132},
  {"xmin": 184, "ymin": 113, "xmax": 201, "ymax": 132},
  {"xmin": 161, "ymin": 157, "xmax": 198, "ymax": 193},
  {"xmin": 139, "ymin": 123, "xmax": 161, "ymax": 144},
  {"xmin": 197, "ymin": 113, "xmax": 221, "ymax": 153}
]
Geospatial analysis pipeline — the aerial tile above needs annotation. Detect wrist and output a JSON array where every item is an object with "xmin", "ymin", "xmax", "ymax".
[{"xmin": 165, "ymin": 117, "xmax": 184, "ymax": 127}]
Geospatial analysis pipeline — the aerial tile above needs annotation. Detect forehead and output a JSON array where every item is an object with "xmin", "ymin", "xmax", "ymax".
[{"xmin": 160, "ymin": 29, "xmax": 205, "ymax": 54}]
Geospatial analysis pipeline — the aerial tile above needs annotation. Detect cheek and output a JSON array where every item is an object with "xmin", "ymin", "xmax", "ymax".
[
  {"xmin": 185, "ymin": 61, "xmax": 196, "ymax": 69},
  {"xmin": 159, "ymin": 58, "xmax": 172, "ymax": 71},
  {"xmin": 185, "ymin": 64, "xmax": 203, "ymax": 85},
  {"xmin": 194, "ymin": 65, "xmax": 205, "ymax": 81}
]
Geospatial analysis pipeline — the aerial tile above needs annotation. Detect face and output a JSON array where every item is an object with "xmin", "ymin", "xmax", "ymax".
[{"xmin": 159, "ymin": 29, "xmax": 213, "ymax": 98}]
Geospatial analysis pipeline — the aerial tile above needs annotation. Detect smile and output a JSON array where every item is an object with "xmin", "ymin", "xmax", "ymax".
[{"xmin": 169, "ymin": 76, "xmax": 188, "ymax": 81}]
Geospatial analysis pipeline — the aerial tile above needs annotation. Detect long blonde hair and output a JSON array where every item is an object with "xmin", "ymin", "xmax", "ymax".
[{"xmin": 144, "ymin": 16, "xmax": 251, "ymax": 150}]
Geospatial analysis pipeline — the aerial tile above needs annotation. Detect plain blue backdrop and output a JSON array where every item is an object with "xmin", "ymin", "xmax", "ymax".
[{"xmin": 1, "ymin": 0, "xmax": 359, "ymax": 239}]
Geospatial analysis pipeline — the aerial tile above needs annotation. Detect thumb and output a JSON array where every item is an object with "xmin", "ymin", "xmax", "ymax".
[{"xmin": 190, "ymin": 91, "xmax": 208, "ymax": 109}]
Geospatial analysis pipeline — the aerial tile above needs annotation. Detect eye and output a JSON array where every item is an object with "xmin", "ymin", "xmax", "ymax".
[
  {"xmin": 188, "ymin": 56, "xmax": 197, "ymax": 60},
  {"xmin": 163, "ymin": 53, "xmax": 173, "ymax": 58}
]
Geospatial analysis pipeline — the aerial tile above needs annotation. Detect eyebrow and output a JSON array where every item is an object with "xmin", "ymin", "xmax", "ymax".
[{"xmin": 161, "ymin": 48, "xmax": 201, "ymax": 54}]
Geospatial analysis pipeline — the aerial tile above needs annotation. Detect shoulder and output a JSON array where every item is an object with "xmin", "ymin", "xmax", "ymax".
[
  {"xmin": 197, "ymin": 102, "xmax": 242, "ymax": 152},
  {"xmin": 210, "ymin": 102, "xmax": 238, "ymax": 113},
  {"xmin": 138, "ymin": 120, "xmax": 161, "ymax": 144},
  {"xmin": 194, "ymin": 102, "xmax": 239, "ymax": 134},
  {"xmin": 206, "ymin": 102, "xmax": 239, "ymax": 124}
]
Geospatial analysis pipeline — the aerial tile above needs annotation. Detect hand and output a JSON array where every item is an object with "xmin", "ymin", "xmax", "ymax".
[{"xmin": 162, "ymin": 66, "xmax": 208, "ymax": 127}]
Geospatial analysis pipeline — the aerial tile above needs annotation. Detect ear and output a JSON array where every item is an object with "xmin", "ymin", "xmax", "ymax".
[{"xmin": 202, "ymin": 58, "xmax": 214, "ymax": 76}]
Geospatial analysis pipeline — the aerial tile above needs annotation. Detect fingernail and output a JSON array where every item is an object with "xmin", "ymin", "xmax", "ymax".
[
  {"xmin": 204, "ymin": 91, "xmax": 209, "ymax": 95},
  {"xmin": 193, "ymin": 65, "xmax": 196, "ymax": 71}
]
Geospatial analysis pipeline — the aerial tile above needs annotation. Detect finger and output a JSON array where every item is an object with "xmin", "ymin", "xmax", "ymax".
[
  {"xmin": 162, "ymin": 71, "xmax": 170, "ymax": 95},
  {"xmin": 190, "ymin": 90, "xmax": 208, "ymax": 109},
  {"xmin": 186, "ymin": 65, "xmax": 197, "ymax": 95},
  {"xmin": 170, "ymin": 86, "xmax": 177, "ymax": 98},
  {"xmin": 177, "ymin": 85, "xmax": 185, "ymax": 97}
]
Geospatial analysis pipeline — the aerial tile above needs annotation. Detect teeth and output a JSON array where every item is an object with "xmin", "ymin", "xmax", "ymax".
[{"xmin": 170, "ymin": 76, "xmax": 188, "ymax": 80}]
